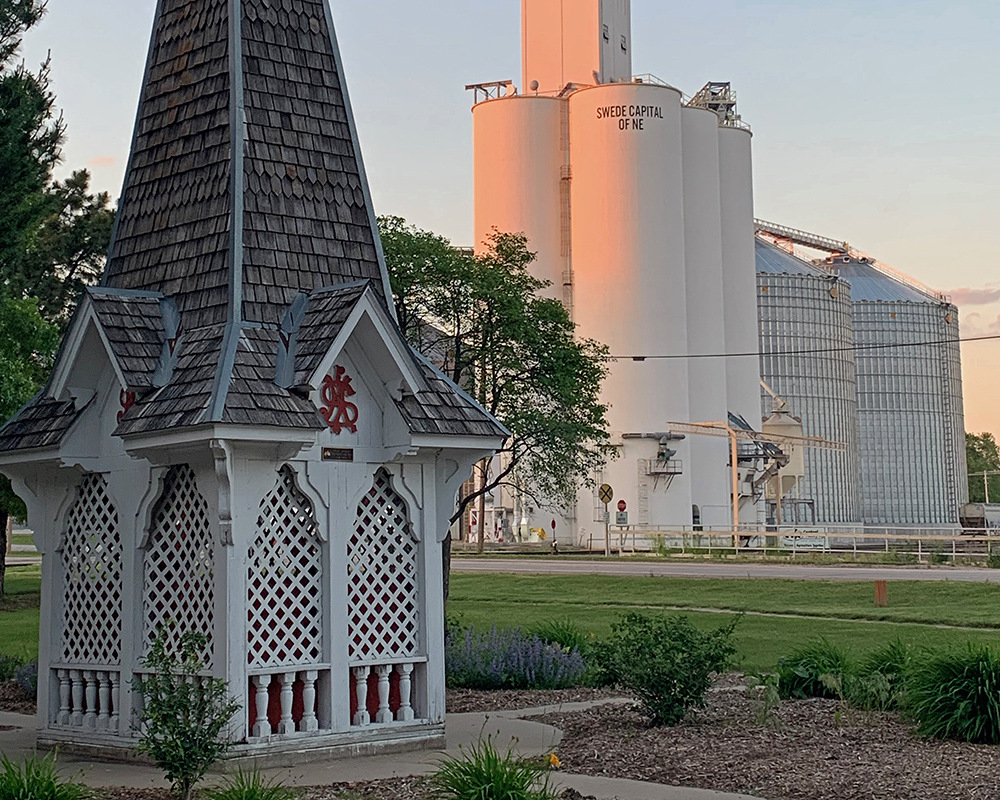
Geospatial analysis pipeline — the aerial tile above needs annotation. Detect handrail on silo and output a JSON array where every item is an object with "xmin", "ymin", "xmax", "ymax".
[{"xmin": 754, "ymin": 219, "xmax": 952, "ymax": 303}]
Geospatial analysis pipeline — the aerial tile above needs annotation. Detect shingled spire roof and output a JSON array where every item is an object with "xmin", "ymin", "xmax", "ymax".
[
  {"xmin": 0, "ymin": 0, "xmax": 508, "ymax": 449},
  {"xmin": 105, "ymin": 0, "xmax": 393, "ymax": 326}
]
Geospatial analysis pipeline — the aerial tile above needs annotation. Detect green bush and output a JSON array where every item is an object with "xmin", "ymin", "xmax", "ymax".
[
  {"xmin": 776, "ymin": 638, "xmax": 850, "ymax": 699},
  {"xmin": 0, "ymin": 755, "xmax": 91, "ymax": 800},
  {"xmin": 906, "ymin": 645, "xmax": 1000, "ymax": 743},
  {"xmin": 0, "ymin": 654, "xmax": 23, "ymax": 682},
  {"xmin": 134, "ymin": 630, "xmax": 241, "ymax": 800},
  {"xmin": 428, "ymin": 737, "xmax": 557, "ymax": 800},
  {"xmin": 600, "ymin": 612, "xmax": 739, "ymax": 726},
  {"xmin": 528, "ymin": 619, "xmax": 593, "ymax": 656},
  {"xmin": 202, "ymin": 768, "xmax": 296, "ymax": 800},
  {"xmin": 848, "ymin": 639, "xmax": 912, "ymax": 710}
]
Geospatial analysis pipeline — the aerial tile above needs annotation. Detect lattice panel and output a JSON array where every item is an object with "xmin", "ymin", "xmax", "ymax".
[
  {"xmin": 348, "ymin": 470, "xmax": 420, "ymax": 663},
  {"xmin": 142, "ymin": 465, "xmax": 215, "ymax": 663},
  {"xmin": 61, "ymin": 474, "xmax": 122, "ymax": 665},
  {"xmin": 247, "ymin": 466, "xmax": 324, "ymax": 669}
]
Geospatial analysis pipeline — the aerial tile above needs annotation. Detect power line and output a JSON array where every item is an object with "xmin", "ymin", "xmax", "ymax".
[{"xmin": 617, "ymin": 333, "xmax": 1000, "ymax": 361}]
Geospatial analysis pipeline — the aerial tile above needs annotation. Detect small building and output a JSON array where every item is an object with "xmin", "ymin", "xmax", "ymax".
[{"xmin": 0, "ymin": 0, "xmax": 505, "ymax": 760}]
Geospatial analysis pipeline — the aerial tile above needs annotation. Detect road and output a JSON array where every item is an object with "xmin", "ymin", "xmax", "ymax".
[{"xmin": 452, "ymin": 558, "xmax": 1000, "ymax": 583}]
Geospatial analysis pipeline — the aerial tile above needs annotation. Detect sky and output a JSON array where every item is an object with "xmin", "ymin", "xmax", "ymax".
[{"xmin": 18, "ymin": 0, "xmax": 1000, "ymax": 438}]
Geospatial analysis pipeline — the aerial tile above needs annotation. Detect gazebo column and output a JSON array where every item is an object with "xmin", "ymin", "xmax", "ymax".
[
  {"xmin": 108, "ymin": 464, "xmax": 152, "ymax": 742},
  {"xmin": 421, "ymin": 459, "xmax": 447, "ymax": 726}
]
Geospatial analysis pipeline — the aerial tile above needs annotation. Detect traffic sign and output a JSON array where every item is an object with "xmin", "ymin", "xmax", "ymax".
[
  {"xmin": 616, "ymin": 511, "xmax": 629, "ymax": 526},
  {"xmin": 598, "ymin": 484, "xmax": 614, "ymax": 505},
  {"xmin": 617, "ymin": 500, "xmax": 627, "ymax": 513}
]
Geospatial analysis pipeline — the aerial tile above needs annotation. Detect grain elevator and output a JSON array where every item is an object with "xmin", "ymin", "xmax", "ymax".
[{"xmin": 470, "ymin": 0, "xmax": 764, "ymax": 542}]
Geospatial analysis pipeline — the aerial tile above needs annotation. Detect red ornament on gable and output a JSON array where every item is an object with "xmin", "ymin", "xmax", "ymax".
[
  {"xmin": 319, "ymin": 366, "xmax": 359, "ymax": 434},
  {"xmin": 117, "ymin": 390, "xmax": 137, "ymax": 423}
]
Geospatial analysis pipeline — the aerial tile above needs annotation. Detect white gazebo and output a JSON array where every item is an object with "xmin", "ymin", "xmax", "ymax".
[{"xmin": 0, "ymin": 0, "xmax": 505, "ymax": 761}]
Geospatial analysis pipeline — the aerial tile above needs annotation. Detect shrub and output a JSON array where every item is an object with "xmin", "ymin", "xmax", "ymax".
[
  {"xmin": 202, "ymin": 768, "xmax": 296, "ymax": 800},
  {"xmin": 134, "ymin": 630, "xmax": 241, "ymax": 800},
  {"xmin": 848, "ymin": 639, "xmax": 911, "ymax": 710},
  {"xmin": 906, "ymin": 645, "xmax": 1000, "ymax": 744},
  {"xmin": 14, "ymin": 660, "xmax": 38, "ymax": 700},
  {"xmin": 586, "ymin": 638, "xmax": 620, "ymax": 688},
  {"xmin": 0, "ymin": 755, "xmax": 91, "ymax": 800},
  {"xmin": 0, "ymin": 654, "xmax": 22, "ymax": 682},
  {"xmin": 528, "ymin": 619, "xmax": 593, "ymax": 656},
  {"xmin": 600, "ymin": 612, "xmax": 739, "ymax": 726},
  {"xmin": 445, "ymin": 626, "xmax": 587, "ymax": 690},
  {"xmin": 428, "ymin": 736, "xmax": 557, "ymax": 800},
  {"xmin": 776, "ymin": 638, "xmax": 850, "ymax": 700}
]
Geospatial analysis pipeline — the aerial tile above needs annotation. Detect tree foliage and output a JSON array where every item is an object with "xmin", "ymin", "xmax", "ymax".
[
  {"xmin": 967, "ymin": 433, "xmax": 1000, "ymax": 504},
  {"xmin": 378, "ymin": 216, "xmax": 613, "ymax": 523},
  {"xmin": 0, "ymin": 0, "xmax": 113, "ymax": 591},
  {"xmin": 134, "ymin": 630, "xmax": 241, "ymax": 800}
]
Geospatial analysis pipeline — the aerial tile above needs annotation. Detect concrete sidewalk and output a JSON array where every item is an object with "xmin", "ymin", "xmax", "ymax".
[{"xmin": 0, "ymin": 702, "xmax": 761, "ymax": 800}]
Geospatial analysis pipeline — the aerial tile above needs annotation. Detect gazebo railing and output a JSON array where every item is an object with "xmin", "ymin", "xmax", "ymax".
[
  {"xmin": 50, "ymin": 665, "xmax": 122, "ymax": 734},
  {"xmin": 349, "ymin": 657, "xmax": 427, "ymax": 727}
]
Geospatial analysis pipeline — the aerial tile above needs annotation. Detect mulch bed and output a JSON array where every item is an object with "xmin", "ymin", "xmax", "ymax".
[
  {"xmin": 0, "ymin": 681, "xmax": 35, "ymax": 715},
  {"xmin": 533, "ymin": 681, "xmax": 1000, "ymax": 800},
  {"xmin": 446, "ymin": 686, "xmax": 621, "ymax": 714}
]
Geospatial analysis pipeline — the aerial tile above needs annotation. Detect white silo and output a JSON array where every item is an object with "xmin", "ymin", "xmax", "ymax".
[
  {"xmin": 472, "ymin": 96, "xmax": 568, "ymax": 304},
  {"xmin": 718, "ymin": 125, "xmax": 762, "ymax": 431},
  {"xmin": 681, "ymin": 105, "xmax": 731, "ymax": 527},
  {"xmin": 569, "ymin": 82, "xmax": 693, "ymax": 535}
]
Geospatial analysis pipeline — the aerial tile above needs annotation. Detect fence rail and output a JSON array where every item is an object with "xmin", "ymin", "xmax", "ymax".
[{"xmin": 602, "ymin": 527, "xmax": 999, "ymax": 564}]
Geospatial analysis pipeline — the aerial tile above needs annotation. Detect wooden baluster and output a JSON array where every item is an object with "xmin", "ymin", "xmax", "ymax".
[
  {"xmin": 352, "ymin": 667, "xmax": 370, "ymax": 726},
  {"xmin": 300, "ymin": 670, "xmax": 319, "ymax": 733},
  {"xmin": 375, "ymin": 665, "xmax": 393, "ymax": 724},
  {"xmin": 70, "ymin": 670, "xmax": 84, "ymax": 727},
  {"xmin": 97, "ymin": 671, "xmax": 111, "ymax": 731},
  {"xmin": 110, "ymin": 672, "xmax": 121, "ymax": 734},
  {"xmin": 252, "ymin": 675, "xmax": 272, "ymax": 738},
  {"xmin": 278, "ymin": 672, "xmax": 295, "ymax": 735},
  {"xmin": 396, "ymin": 663, "xmax": 415, "ymax": 722},
  {"xmin": 83, "ymin": 671, "xmax": 98, "ymax": 729},
  {"xmin": 57, "ymin": 670, "xmax": 71, "ymax": 726}
]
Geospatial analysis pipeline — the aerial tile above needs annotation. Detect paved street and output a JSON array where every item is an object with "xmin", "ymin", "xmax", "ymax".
[{"xmin": 452, "ymin": 557, "xmax": 1000, "ymax": 583}]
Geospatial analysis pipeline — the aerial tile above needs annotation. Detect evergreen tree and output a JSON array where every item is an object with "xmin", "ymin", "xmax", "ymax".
[{"xmin": 0, "ymin": 0, "xmax": 113, "ymax": 593}]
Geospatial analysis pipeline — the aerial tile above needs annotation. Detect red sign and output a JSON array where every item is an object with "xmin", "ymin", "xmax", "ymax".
[
  {"xmin": 551, "ymin": 519, "xmax": 557, "ymax": 530},
  {"xmin": 617, "ymin": 500, "xmax": 627, "ymax": 513},
  {"xmin": 319, "ymin": 366, "xmax": 359, "ymax": 434},
  {"xmin": 117, "ymin": 390, "xmax": 137, "ymax": 423}
]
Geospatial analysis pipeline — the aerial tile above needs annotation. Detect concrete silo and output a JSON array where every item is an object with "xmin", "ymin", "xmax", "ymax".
[
  {"xmin": 472, "ymin": 95, "xmax": 568, "ymax": 304},
  {"xmin": 756, "ymin": 238, "xmax": 861, "ymax": 525},
  {"xmin": 469, "ymin": 1, "xmax": 768, "ymax": 543},
  {"xmin": 826, "ymin": 256, "xmax": 968, "ymax": 527},
  {"xmin": 681, "ymin": 105, "xmax": 731, "ymax": 527},
  {"xmin": 569, "ymin": 82, "xmax": 694, "ymax": 531}
]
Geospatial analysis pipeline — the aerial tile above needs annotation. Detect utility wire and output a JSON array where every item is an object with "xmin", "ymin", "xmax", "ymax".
[{"xmin": 617, "ymin": 333, "xmax": 1000, "ymax": 361}]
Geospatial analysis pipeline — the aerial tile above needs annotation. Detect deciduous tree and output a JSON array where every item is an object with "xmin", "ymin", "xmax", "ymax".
[
  {"xmin": 379, "ymin": 218, "xmax": 614, "ymax": 554},
  {"xmin": 967, "ymin": 432, "xmax": 1000, "ymax": 504}
]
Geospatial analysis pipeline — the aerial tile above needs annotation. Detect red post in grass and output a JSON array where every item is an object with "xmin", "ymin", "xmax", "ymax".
[{"xmin": 874, "ymin": 580, "xmax": 889, "ymax": 608}]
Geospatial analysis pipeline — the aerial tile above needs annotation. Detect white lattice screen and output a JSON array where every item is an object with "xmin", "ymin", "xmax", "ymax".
[
  {"xmin": 247, "ymin": 466, "xmax": 324, "ymax": 669},
  {"xmin": 61, "ymin": 474, "xmax": 122, "ymax": 665},
  {"xmin": 348, "ymin": 470, "xmax": 420, "ymax": 663},
  {"xmin": 142, "ymin": 465, "xmax": 215, "ymax": 662}
]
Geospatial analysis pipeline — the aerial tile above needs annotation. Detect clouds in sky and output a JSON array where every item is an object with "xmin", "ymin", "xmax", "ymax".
[{"xmin": 949, "ymin": 286, "xmax": 1000, "ymax": 307}]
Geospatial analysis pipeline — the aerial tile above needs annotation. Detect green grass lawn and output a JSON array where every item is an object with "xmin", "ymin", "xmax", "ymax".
[
  {"xmin": 9, "ymin": 533, "xmax": 36, "ymax": 549},
  {"xmin": 4, "ymin": 567, "xmax": 1000, "ymax": 673},
  {"xmin": 0, "ymin": 564, "xmax": 41, "ymax": 660},
  {"xmin": 449, "ymin": 573, "xmax": 1000, "ymax": 672}
]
